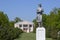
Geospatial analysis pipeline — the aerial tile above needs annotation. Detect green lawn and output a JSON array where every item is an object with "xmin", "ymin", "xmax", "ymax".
[
  {"xmin": 15, "ymin": 33, "xmax": 52, "ymax": 40},
  {"xmin": 46, "ymin": 38, "xmax": 52, "ymax": 40}
]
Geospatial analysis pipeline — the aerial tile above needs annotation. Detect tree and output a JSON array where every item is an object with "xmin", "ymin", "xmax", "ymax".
[
  {"xmin": 0, "ymin": 11, "xmax": 23, "ymax": 40},
  {"xmin": 0, "ymin": 11, "xmax": 9, "ymax": 27},
  {"xmin": 33, "ymin": 19, "xmax": 38, "ymax": 33},
  {"xmin": 9, "ymin": 21, "xmax": 15, "ymax": 27},
  {"xmin": 14, "ymin": 17, "xmax": 22, "ymax": 23}
]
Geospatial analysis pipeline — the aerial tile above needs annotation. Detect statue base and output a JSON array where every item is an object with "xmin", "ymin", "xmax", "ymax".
[{"xmin": 36, "ymin": 27, "xmax": 45, "ymax": 40}]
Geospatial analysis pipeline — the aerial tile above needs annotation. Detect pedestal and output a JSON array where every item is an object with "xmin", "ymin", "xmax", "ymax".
[{"xmin": 36, "ymin": 27, "xmax": 45, "ymax": 40}]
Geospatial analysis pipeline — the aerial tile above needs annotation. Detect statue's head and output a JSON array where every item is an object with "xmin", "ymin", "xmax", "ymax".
[{"xmin": 39, "ymin": 4, "xmax": 42, "ymax": 7}]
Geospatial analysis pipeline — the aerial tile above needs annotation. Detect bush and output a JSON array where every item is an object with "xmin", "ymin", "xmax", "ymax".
[{"xmin": 0, "ymin": 26, "xmax": 23, "ymax": 40}]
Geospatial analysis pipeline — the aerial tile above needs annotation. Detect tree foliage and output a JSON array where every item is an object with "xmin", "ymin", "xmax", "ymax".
[
  {"xmin": 33, "ymin": 19, "xmax": 38, "ymax": 33},
  {"xmin": 14, "ymin": 17, "xmax": 22, "ymax": 23},
  {"xmin": 0, "ymin": 11, "xmax": 23, "ymax": 40}
]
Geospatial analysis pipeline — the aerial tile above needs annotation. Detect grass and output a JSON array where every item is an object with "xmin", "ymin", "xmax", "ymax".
[
  {"xmin": 46, "ymin": 38, "xmax": 52, "ymax": 40},
  {"xmin": 15, "ymin": 33, "xmax": 52, "ymax": 40}
]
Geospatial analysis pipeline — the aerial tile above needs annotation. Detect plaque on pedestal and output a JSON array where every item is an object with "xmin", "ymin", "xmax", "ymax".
[{"xmin": 36, "ymin": 27, "xmax": 45, "ymax": 40}]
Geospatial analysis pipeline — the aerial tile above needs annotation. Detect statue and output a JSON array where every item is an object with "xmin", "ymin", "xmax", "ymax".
[
  {"xmin": 36, "ymin": 4, "xmax": 45, "ymax": 40},
  {"xmin": 37, "ymin": 4, "xmax": 43, "ymax": 27}
]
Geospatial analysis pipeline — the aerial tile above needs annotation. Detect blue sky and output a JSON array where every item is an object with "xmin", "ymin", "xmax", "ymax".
[{"xmin": 0, "ymin": 0, "xmax": 60, "ymax": 21}]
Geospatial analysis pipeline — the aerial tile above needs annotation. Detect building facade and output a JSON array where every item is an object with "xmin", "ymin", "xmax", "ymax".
[{"xmin": 14, "ymin": 21, "xmax": 34, "ymax": 33}]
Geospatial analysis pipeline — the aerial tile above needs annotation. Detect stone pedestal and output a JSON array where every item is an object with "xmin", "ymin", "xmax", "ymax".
[{"xmin": 36, "ymin": 27, "xmax": 45, "ymax": 40}]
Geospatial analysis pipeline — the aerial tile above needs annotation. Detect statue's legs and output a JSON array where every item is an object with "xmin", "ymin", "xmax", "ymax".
[{"xmin": 38, "ymin": 22, "xmax": 42, "ymax": 27}]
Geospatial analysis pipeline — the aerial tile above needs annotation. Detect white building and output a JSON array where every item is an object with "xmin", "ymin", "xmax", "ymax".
[{"xmin": 14, "ymin": 21, "xmax": 34, "ymax": 33}]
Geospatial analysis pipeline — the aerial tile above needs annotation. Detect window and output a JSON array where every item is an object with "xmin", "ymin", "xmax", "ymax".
[
  {"xmin": 23, "ymin": 28, "xmax": 27, "ymax": 30},
  {"xmin": 29, "ymin": 25, "xmax": 32, "ymax": 27},
  {"xmin": 19, "ymin": 24, "xmax": 22, "ymax": 27},
  {"xmin": 23, "ymin": 24, "xmax": 28, "ymax": 27}
]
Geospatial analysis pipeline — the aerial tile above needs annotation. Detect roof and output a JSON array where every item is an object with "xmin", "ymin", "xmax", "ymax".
[{"xmin": 15, "ymin": 21, "xmax": 34, "ymax": 24}]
